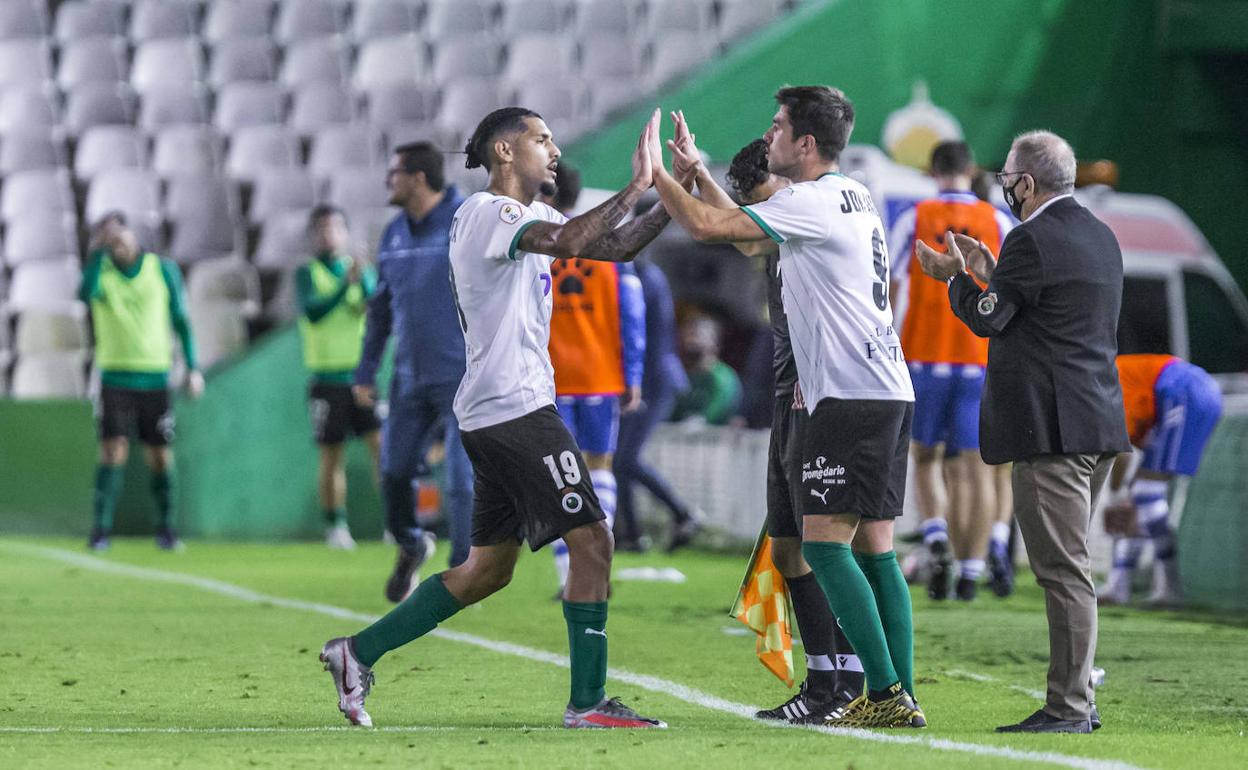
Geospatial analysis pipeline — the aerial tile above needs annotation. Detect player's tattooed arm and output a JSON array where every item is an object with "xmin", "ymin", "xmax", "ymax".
[
  {"xmin": 516, "ymin": 185, "xmax": 646, "ymax": 259},
  {"xmin": 580, "ymin": 202, "xmax": 671, "ymax": 263}
]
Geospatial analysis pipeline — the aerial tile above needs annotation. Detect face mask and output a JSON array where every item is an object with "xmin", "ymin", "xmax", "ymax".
[{"xmin": 1003, "ymin": 176, "xmax": 1026, "ymax": 219}]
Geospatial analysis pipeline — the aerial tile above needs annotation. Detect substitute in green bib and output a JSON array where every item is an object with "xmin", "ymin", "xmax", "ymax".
[
  {"xmin": 80, "ymin": 213, "xmax": 204, "ymax": 551},
  {"xmin": 297, "ymin": 206, "xmax": 383, "ymax": 549}
]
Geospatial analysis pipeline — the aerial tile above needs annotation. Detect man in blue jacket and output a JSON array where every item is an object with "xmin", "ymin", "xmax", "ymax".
[{"xmin": 353, "ymin": 142, "xmax": 471, "ymax": 602}]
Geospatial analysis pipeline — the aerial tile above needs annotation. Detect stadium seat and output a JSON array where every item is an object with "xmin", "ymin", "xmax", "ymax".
[
  {"xmin": 381, "ymin": 122, "xmax": 460, "ymax": 154},
  {"xmin": 0, "ymin": 131, "xmax": 69, "ymax": 174},
  {"xmin": 580, "ymin": 35, "xmax": 642, "ymax": 79},
  {"xmin": 13, "ymin": 303, "xmax": 91, "ymax": 355},
  {"xmin": 512, "ymin": 80, "xmax": 584, "ymax": 135},
  {"xmin": 6, "ymin": 258, "xmax": 83, "ymax": 311},
  {"xmin": 587, "ymin": 77, "xmax": 640, "ymax": 122},
  {"xmin": 0, "ymin": 85, "xmax": 59, "ymax": 135},
  {"xmin": 65, "ymin": 83, "xmax": 139, "ymax": 136},
  {"xmin": 75, "ymin": 125, "xmax": 149, "ymax": 181},
  {"xmin": 54, "ymin": 0, "xmax": 128, "ymax": 43},
  {"xmin": 166, "ymin": 175, "xmax": 242, "ymax": 263},
  {"xmin": 190, "ymin": 301, "xmax": 250, "ymax": 368},
  {"xmin": 57, "ymin": 37, "xmax": 129, "ymax": 90},
  {"xmin": 248, "ymin": 167, "xmax": 317, "ymax": 224},
  {"xmin": 85, "ymin": 168, "xmax": 162, "ymax": 230},
  {"xmin": 718, "ymin": 0, "xmax": 784, "ymax": 43},
  {"xmin": 290, "ymin": 84, "xmax": 358, "ymax": 138},
  {"xmin": 325, "ymin": 167, "xmax": 389, "ymax": 211},
  {"xmin": 437, "ymin": 78, "xmax": 504, "ymax": 140},
  {"xmin": 424, "ymin": 0, "xmax": 494, "ymax": 39},
  {"xmin": 364, "ymin": 83, "xmax": 437, "ymax": 130},
  {"xmin": 430, "ymin": 37, "xmax": 503, "ymax": 82},
  {"xmin": 273, "ymin": 0, "xmax": 346, "ymax": 44},
  {"xmin": 139, "ymin": 83, "xmax": 211, "ymax": 131},
  {"xmin": 0, "ymin": 1, "xmax": 48, "ymax": 41},
  {"xmin": 203, "ymin": 0, "xmax": 274, "ymax": 43},
  {"xmin": 187, "ymin": 256, "xmax": 261, "ymax": 317},
  {"xmin": 264, "ymin": 264, "xmax": 298, "ymax": 322},
  {"xmin": 345, "ymin": 206, "xmax": 395, "ymax": 260},
  {"xmin": 442, "ymin": 163, "xmax": 488, "ymax": 195},
  {"xmin": 214, "ymin": 82, "xmax": 288, "ymax": 132},
  {"xmin": 352, "ymin": 0, "xmax": 421, "ymax": 42},
  {"xmin": 354, "ymin": 35, "xmax": 428, "ymax": 89},
  {"xmin": 208, "ymin": 37, "xmax": 279, "ymax": 87},
  {"xmin": 649, "ymin": 33, "xmax": 717, "ymax": 89},
  {"xmin": 646, "ymin": 0, "xmax": 716, "ymax": 35},
  {"xmin": 575, "ymin": 0, "xmax": 641, "ymax": 35},
  {"xmin": 503, "ymin": 34, "xmax": 576, "ymax": 84},
  {"xmin": 0, "ymin": 214, "xmax": 79, "ymax": 267},
  {"xmin": 130, "ymin": 0, "xmax": 199, "ymax": 42},
  {"xmin": 152, "ymin": 125, "xmax": 223, "ymax": 178},
  {"xmin": 10, "ymin": 352, "xmax": 89, "ymax": 399},
  {"xmin": 307, "ymin": 125, "xmax": 384, "ymax": 179},
  {"xmin": 0, "ymin": 39, "xmax": 52, "ymax": 89},
  {"xmin": 225, "ymin": 125, "xmax": 302, "ymax": 182},
  {"xmin": 253, "ymin": 209, "xmax": 311, "ymax": 268},
  {"xmin": 280, "ymin": 36, "xmax": 352, "ymax": 88},
  {"xmin": 2, "ymin": 169, "xmax": 75, "ymax": 222},
  {"xmin": 499, "ymin": 0, "xmax": 567, "ymax": 35},
  {"xmin": 131, "ymin": 38, "xmax": 206, "ymax": 95}
]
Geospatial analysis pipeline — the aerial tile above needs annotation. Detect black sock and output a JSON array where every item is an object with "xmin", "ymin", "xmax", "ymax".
[
  {"xmin": 787, "ymin": 571, "xmax": 838, "ymax": 696},
  {"xmin": 832, "ymin": 618, "xmax": 865, "ymax": 695}
]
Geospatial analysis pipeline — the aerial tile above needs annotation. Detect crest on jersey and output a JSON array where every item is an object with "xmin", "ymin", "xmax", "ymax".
[
  {"xmin": 977, "ymin": 292, "xmax": 998, "ymax": 315},
  {"xmin": 499, "ymin": 203, "xmax": 523, "ymax": 224}
]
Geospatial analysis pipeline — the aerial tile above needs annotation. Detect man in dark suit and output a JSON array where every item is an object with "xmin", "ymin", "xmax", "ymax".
[{"xmin": 916, "ymin": 130, "xmax": 1131, "ymax": 734}]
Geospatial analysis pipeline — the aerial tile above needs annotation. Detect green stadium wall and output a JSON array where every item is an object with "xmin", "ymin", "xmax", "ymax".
[
  {"xmin": 566, "ymin": 0, "xmax": 1248, "ymax": 292},
  {"xmin": 0, "ymin": 328, "xmax": 385, "ymax": 541}
]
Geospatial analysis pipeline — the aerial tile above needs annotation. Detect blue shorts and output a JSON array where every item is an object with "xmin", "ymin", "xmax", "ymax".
[
  {"xmin": 555, "ymin": 395, "xmax": 620, "ymax": 455},
  {"xmin": 1140, "ymin": 361, "xmax": 1223, "ymax": 477},
  {"xmin": 909, "ymin": 362, "xmax": 984, "ymax": 453}
]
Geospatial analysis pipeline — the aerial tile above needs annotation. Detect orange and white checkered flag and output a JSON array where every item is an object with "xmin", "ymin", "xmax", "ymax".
[{"xmin": 730, "ymin": 527, "xmax": 795, "ymax": 687}]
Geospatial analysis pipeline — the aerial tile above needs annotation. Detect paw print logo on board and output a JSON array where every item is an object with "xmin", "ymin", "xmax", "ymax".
[{"xmin": 551, "ymin": 258, "xmax": 594, "ymax": 296}]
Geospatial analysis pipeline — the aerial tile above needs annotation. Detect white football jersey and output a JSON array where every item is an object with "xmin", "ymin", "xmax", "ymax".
[
  {"xmin": 448, "ymin": 192, "xmax": 567, "ymax": 431},
  {"xmin": 742, "ymin": 172, "xmax": 914, "ymax": 407}
]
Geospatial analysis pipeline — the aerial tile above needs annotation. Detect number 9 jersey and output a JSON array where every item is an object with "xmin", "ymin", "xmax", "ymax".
[{"xmin": 741, "ymin": 172, "xmax": 914, "ymax": 408}]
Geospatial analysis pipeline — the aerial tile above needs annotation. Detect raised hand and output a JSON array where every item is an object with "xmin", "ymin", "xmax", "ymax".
[
  {"xmin": 952, "ymin": 232, "xmax": 997, "ymax": 283},
  {"xmin": 666, "ymin": 110, "xmax": 701, "ymax": 190},
  {"xmin": 915, "ymin": 231, "xmax": 966, "ymax": 282},
  {"xmin": 632, "ymin": 108, "xmax": 662, "ymax": 190}
]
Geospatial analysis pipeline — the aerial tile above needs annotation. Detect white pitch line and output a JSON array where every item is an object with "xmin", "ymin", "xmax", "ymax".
[
  {"xmin": 947, "ymin": 669, "xmax": 1048, "ymax": 701},
  {"xmin": 3, "ymin": 544, "xmax": 1145, "ymax": 770}
]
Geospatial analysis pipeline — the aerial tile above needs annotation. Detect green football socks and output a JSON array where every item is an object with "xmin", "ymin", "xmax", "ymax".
[
  {"xmin": 324, "ymin": 506, "xmax": 348, "ymax": 527},
  {"xmin": 802, "ymin": 541, "xmax": 900, "ymax": 693},
  {"xmin": 563, "ymin": 601, "xmax": 609, "ymax": 710},
  {"xmin": 150, "ymin": 470, "xmax": 175, "ymax": 528},
  {"xmin": 352, "ymin": 573, "xmax": 462, "ymax": 667},
  {"xmin": 92, "ymin": 464, "xmax": 125, "ymax": 531},
  {"xmin": 856, "ymin": 550, "xmax": 916, "ymax": 697}
]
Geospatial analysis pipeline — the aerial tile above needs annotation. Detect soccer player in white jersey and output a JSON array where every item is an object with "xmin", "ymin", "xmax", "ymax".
[
  {"xmin": 320, "ymin": 107, "xmax": 683, "ymax": 729},
  {"xmin": 652, "ymin": 87, "xmax": 923, "ymax": 728}
]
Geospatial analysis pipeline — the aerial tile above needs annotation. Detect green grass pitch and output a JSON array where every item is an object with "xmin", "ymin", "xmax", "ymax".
[{"xmin": 1, "ymin": 537, "xmax": 1245, "ymax": 769}]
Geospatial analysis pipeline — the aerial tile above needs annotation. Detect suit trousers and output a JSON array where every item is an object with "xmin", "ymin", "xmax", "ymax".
[{"xmin": 1011, "ymin": 451, "xmax": 1115, "ymax": 721}]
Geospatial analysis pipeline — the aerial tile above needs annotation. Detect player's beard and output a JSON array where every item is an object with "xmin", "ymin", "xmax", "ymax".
[{"xmin": 539, "ymin": 180, "xmax": 557, "ymax": 197}]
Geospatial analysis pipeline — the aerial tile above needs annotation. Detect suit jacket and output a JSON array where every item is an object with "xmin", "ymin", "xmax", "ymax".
[{"xmin": 948, "ymin": 196, "xmax": 1131, "ymax": 464}]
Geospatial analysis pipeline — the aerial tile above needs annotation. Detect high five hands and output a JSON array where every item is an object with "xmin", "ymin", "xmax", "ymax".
[{"xmin": 634, "ymin": 108, "xmax": 700, "ymax": 192}]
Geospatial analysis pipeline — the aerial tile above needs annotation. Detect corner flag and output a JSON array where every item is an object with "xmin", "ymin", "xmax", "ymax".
[{"xmin": 730, "ymin": 527, "xmax": 795, "ymax": 687}]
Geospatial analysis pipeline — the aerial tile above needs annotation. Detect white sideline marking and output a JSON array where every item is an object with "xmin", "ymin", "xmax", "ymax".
[
  {"xmin": 948, "ymin": 669, "xmax": 1048, "ymax": 701},
  {"xmin": 4, "ymin": 544, "xmax": 1145, "ymax": 770}
]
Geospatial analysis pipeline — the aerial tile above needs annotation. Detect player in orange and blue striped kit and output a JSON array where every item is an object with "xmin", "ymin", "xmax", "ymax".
[
  {"xmin": 1099, "ymin": 354, "xmax": 1222, "ymax": 607},
  {"xmin": 889, "ymin": 141, "xmax": 1015, "ymax": 601},
  {"xmin": 542, "ymin": 164, "xmax": 646, "ymax": 594}
]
